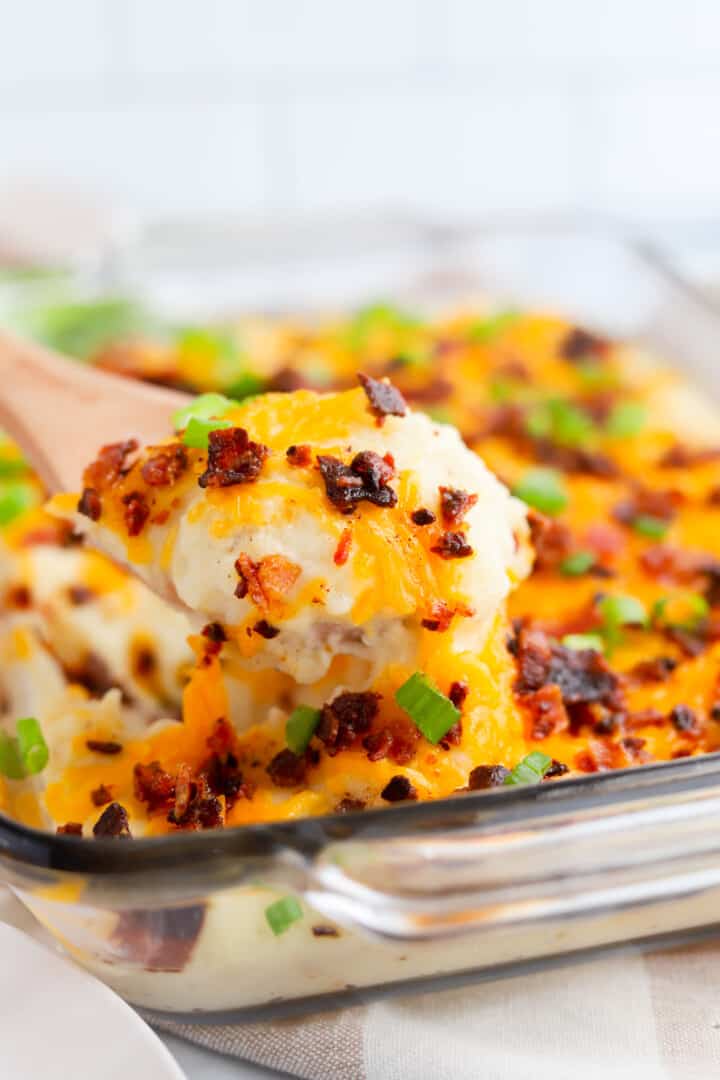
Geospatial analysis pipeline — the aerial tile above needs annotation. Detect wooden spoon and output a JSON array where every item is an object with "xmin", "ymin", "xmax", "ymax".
[{"xmin": 0, "ymin": 328, "xmax": 190, "ymax": 492}]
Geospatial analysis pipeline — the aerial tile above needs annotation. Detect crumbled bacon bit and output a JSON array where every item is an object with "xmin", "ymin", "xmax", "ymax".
[
  {"xmin": 358, "ymin": 373, "xmax": 407, "ymax": 422},
  {"xmin": 286, "ymin": 444, "xmax": 312, "ymax": 467},
  {"xmin": 5, "ymin": 585, "xmax": 31, "ymax": 609},
  {"xmin": 141, "ymin": 444, "xmax": 188, "ymax": 487},
  {"xmin": 403, "ymin": 378, "xmax": 453, "ymax": 405},
  {"xmin": 439, "ymin": 719, "xmax": 462, "ymax": 749},
  {"xmin": 86, "ymin": 739, "xmax": 123, "ymax": 755},
  {"xmin": 198, "ymin": 427, "xmax": 268, "ymax": 488},
  {"xmin": 91, "ymin": 783, "xmax": 114, "ymax": 807},
  {"xmin": 439, "ymin": 487, "xmax": 478, "ymax": 525},
  {"xmin": 234, "ymin": 553, "xmax": 300, "ymax": 608},
  {"xmin": 201, "ymin": 622, "xmax": 227, "ymax": 655},
  {"xmin": 83, "ymin": 439, "xmax": 138, "ymax": 490},
  {"xmin": 613, "ymin": 484, "xmax": 680, "ymax": 528},
  {"xmin": 68, "ymin": 584, "xmax": 94, "ymax": 605},
  {"xmin": 77, "ymin": 487, "xmax": 102, "ymax": 521},
  {"xmin": 57, "ymin": 822, "xmax": 83, "ymax": 836},
  {"xmin": 381, "ymin": 775, "xmax": 417, "ymax": 802},
  {"xmin": 93, "ymin": 802, "xmax": 132, "ymax": 839},
  {"xmin": 626, "ymin": 655, "xmax": 677, "ymax": 684},
  {"xmin": 335, "ymin": 796, "xmax": 366, "ymax": 813},
  {"xmin": 559, "ymin": 327, "xmax": 609, "ymax": 362},
  {"xmin": 312, "ymin": 925, "xmax": 340, "ymax": 937},
  {"xmin": 421, "ymin": 600, "xmax": 455, "ymax": 632},
  {"xmin": 448, "ymin": 680, "xmax": 469, "ymax": 709},
  {"xmin": 134, "ymin": 761, "xmax": 176, "ymax": 813},
  {"xmin": 317, "ymin": 691, "xmax": 381, "ymax": 756},
  {"xmin": 169, "ymin": 777, "xmax": 224, "ymax": 830},
  {"xmin": 266, "ymin": 367, "xmax": 311, "ymax": 393},
  {"xmin": 334, "ymin": 527, "xmax": 353, "ymax": 566},
  {"xmin": 513, "ymin": 624, "xmax": 621, "ymax": 711},
  {"xmin": 122, "ymin": 491, "xmax": 150, "ymax": 536},
  {"xmin": 522, "ymin": 683, "xmax": 569, "ymax": 740},
  {"xmin": 317, "ymin": 452, "xmax": 397, "ymax": 514},
  {"xmin": 467, "ymin": 764, "xmax": 509, "ymax": 789},
  {"xmin": 528, "ymin": 510, "xmax": 574, "ymax": 571},
  {"xmin": 266, "ymin": 748, "xmax": 308, "ymax": 787},
  {"xmin": 670, "ymin": 704, "xmax": 700, "ymax": 734},
  {"xmin": 431, "ymin": 531, "xmax": 474, "ymax": 559},
  {"xmin": 253, "ymin": 619, "xmax": 280, "ymax": 639},
  {"xmin": 411, "ymin": 507, "xmax": 436, "ymax": 526},
  {"xmin": 544, "ymin": 759, "xmax": 569, "ymax": 780},
  {"xmin": 621, "ymin": 735, "xmax": 647, "ymax": 756},
  {"xmin": 659, "ymin": 443, "xmax": 720, "ymax": 468},
  {"xmin": 533, "ymin": 440, "xmax": 617, "ymax": 478},
  {"xmin": 363, "ymin": 716, "xmax": 420, "ymax": 764}
]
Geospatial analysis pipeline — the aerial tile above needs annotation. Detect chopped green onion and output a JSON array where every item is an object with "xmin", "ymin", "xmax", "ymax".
[
  {"xmin": 598, "ymin": 593, "xmax": 648, "ymax": 652},
  {"xmin": 0, "ymin": 731, "xmax": 25, "ymax": 779},
  {"xmin": 286, "ymin": 706, "xmax": 321, "ymax": 755},
  {"xmin": 489, "ymin": 379, "xmax": 515, "ymax": 404},
  {"xmin": 225, "ymin": 372, "xmax": 265, "ymax": 401},
  {"xmin": 21, "ymin": 298, "xmax": 152, "ymax": 361},
  {"xmin": 512, "ymin": 468, "xmax": 568, "ymax": 516},
  {"xmin": 503, "ymin": 750, "xmax": 552, "ymax": 786},
  {"xmin": 0, "ymin": 457, "xmax": 28, "ymax": 479},
  {"xmin": 526, "ymin": 399, "xmax": 594, "ymax": 447},
  {"xmin": 172, "ymin": 392, "xmax": 236, "ymax": 433},
  {"xmin": 395, "ymin": 672, "xmax": 460, "ymax": 745},
  {"xmin": 562, "ymin": 633, "xmax": 605, "ymax": 654},
  {"xmin": 468, "ymin": 310, "xmax": 519, "ymax": 344},
  {"xmin": 182, "ymin": 416, "xmax": 233, "ymax": 450},
  {"xmin": 345, "ymin": 302, "xmax": 420, "ymax": 350},
  {"xmin": 632, "ymin": 515, "xmax": 669, "ymax": 540},
  {"xmin": 605, "ymin": 401, "xmax": 646, "ymax": 439},
  {"xmin": 560, "ymin": 550, "xmax": 595, "ymax": 576},
  {"xmin": 15, "ymin": 716, "xmax": 49, "ymax": 775},
  {"xmin": 265, "ymin": 895, "xmax": 303, "ymax": 936},
  {"xmin": 576, "ymin": 362, "xmax": 616, "ymax": 390},
  {"xmin": 652, "ymin": 592, "xmax": 708, "ymax": 632},
  {"xmin": 525, "ymin": 405, "xmax": 552, "ymax": 440},
  {"xmin": 0, "ymin": 482, "xmax": 34, "ymax": 526}
]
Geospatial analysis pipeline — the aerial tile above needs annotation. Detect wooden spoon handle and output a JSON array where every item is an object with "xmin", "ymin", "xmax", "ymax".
[{"xmin": 0, "ymin": 329, "xmax": 189, "ymax": 492}]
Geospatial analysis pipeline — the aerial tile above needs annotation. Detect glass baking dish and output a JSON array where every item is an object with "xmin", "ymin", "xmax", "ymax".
[{"xmin": 3, "ymin": 221, "xmax": 720, "ymax": 1022}]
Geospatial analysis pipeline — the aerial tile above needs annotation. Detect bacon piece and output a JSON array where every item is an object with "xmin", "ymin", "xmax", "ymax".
[
  {"xmin": 559, "ymin": 327, "xmax": 609, "ymax": 363},
  {"xmin": 317, "ymin": 691, "xmax": 381, "ymax": 756},
  {"xmin": 380, "ymin": 775, "xmax": 417, "ymax": 802},
  {"xmin": 122, "ymin": 491, "xmax": 150, "ymax": 536},
  {"xmin": 659, "ymin": 443, "xmax": 720, "ymax": 468},
  {"xmin": 544, "ymin": 759, "xmax": 569, "ymax": 779},
  {"xmin": 258, "ymin": 555, "xmax": 301, "ymax": 603},
  {"xmin": 77, "ymin": 487, "xmax": 102, "ymax": 521},
  {"xmin": 533, "ymin": 439, "xmax": 617, "ymax": 478},
  {"xmin": 358, "ymin": 373, "xmax": 407, "ymax": 422},
  {"xmin": 528, "ymin": 510, "xmax": 574, "ymax": 571},
  {"xmin": 169, "ymin": 777, "xmax": 224, "ymax": 830},
  {"xmin": 670, "ymin": 704, "xmax": 700, "ymax": 734},
  {"xmin": 84, "ymin": 439, "xmax": 138, "ymax": 490},
  {"xmin": 335, "ymin": 796, "xmax": 366, "ymax": 813},
  {"xmin": 253, "ymin": 619, "xmax": 280, "ymax": 639},
  {"xmin": 626, "ymin": 655, "xmax": 677, "ymax": 685},
  {"xmin": 93, "ymin": 802, "xmax": 132, "ymax": 839},
  {"xmin": 467, "ymin": 764, "xmax": 509, "ymax": 790},
  {"xmin": 286, "ymin": 443, "xmax": 312, "ymax": 467},
  {"xmin": 317, "ymin": 452, "xmax": 397, "ymax": 514},
  {"xmin": 91, "ymin": 783, "xmax": 114, "ymax": 807},
  {"xmin": 439, "ymin": 486, "xmax": 478, "ymax": 525},
  {"xmin": 522, "ymin": 683, "xmax": 569, "ymax": 740},
  {"xmin": 86, "ymin": 738, "xmax": 123, "ymax": 756},
  {"xmin": 421, "ymin": 600, "xmax": 455, "ymax": 632},
  {"xmin": 431, "ymin": 531, "xmax": 474, "ymax": 559},
  {"xmin": 141, "ymin": 444, "xmax": 188, "ymax": 487},
  {"xmin": 334, "ymin": 527, "xmax": 353, "ymax": 566},
  {"xmin": 613, "ymin": 484, "xmax": 680, "ymax": 527},
  {"xmin": 201, "ymin": 622, "xmax": 227, "ymax": 655},
  {"xmin": 411, "ymin": 507, "xmax": 436, "ymax": 526},
  {"xmin": 266, "ymin": 748, "xmax": 308, "ymax": 787},
  {"xmin": 134, "ymin": 761, "xmax": 176, "ymax": 813},
  {"xmin": 57, "ymin": 822, "xmax": 83, "ymax": 836},
  {"xmin": 514, "ymin": 624, "xmax": 621, "ymax": 711},
  {"xmin": 403, "ymin": 377, "xmax": 453, "ymax": 405},
  {"xmin": 198, "ymin": 427, "xmax": 268, "ymax": 488},
  {"xmin": 449, "ymin": 681, "xmax": 469, "ymax": 709}
]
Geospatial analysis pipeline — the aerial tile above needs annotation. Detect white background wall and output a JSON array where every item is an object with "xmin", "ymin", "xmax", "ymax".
[{"xmin": 1, "ymin": 0, "xmax": 720, "ymax": 227}]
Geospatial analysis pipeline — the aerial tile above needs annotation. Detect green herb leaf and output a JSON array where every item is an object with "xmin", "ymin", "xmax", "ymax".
[
  {"xmin": 225, "ymin": 372, "xmax": 265, "ymax": 401},
  {"xmin": 512, "ymin": 468, "xmax": 569, "ymax": 516},
  {"xmin": 0, "ymin": 731, "xmax": 24, "ymax": 779},
  {"xmin": 468, "ymin": 310, "xmax": 519, "ymax": 344},
  {"xmin": 286, "ymin": 706, "xmax": 321, "ymax": 755},
  {"xmin": 605, "ymin": 401, "xmax": 646, "ymax": 439},
  {"xmin": 395, "ymin": 672, "xmax": 460, "ymax": 745},
  {"xmin": 15, "ymin": 716, "xmax": 49, "ymax": 775},
  {"xmin": 172, "ymin": 392, "xmax": 236, "ymax": 432},
  {"xmin": 561, "ymin": 633, "xmax": 605, "ymax": 654},
  {"xmin": 560, "ymin": 550, "xmax": 596, "ymax": 576},
  {"xmin": 182, "ymin": 416, "xmax": 233, "ymax": 450},
  {"xmin": 265, "ymin": 895, "xmax": 304, "ymax": 936},
  {"xmin": 0, "ymin": 482, "xmax": 35, "ymax": 526},
  {"xmin": 632, "ymin": 515, "xmax": 669, "ymax": 540},
  {"xmin": 503, "ymin": 750, "xmax": 552, "ymax": 786}
]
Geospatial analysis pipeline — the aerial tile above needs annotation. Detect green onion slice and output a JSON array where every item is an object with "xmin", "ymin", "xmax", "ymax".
[
  {"xmin": 16, "ymin": 716, "xmax": 49, "ymax": 775},
  {"xmin": 605, "ymin": 401, "xmax": 646, "ymax": 438},
  {"xmin": 468, "ymin": 309, "xmax": 519, "ymax": 344},
  {"xmin": 512, "ymin": 468, "xmax": 568, "ymax": 516},
  {"xmin": 395, "ymin": 672, "xmax": 460, "ymax": 745},
  {"xmin": 560, "ymin": 550, "xmax": 595, "ymax": 576},
  {"xmin": 562, "ymin": 633, "xmax": 605, "ymax": 654},
  {"xmin": 182, "ymin": 416, "xmax": 233, "ymax": 449},
  {"xmin": 0, "ymin": 731, "xmax": 25, "ymax": 780},
  {"xmin": 172, "ymin": 392, "xmax": 236, "ymax": 433},
  {"xmin": 598, "ymin": 593, "xmax": 648, "ymax": 652},
  {"xmin": 265, "ymin": 895, "xmax": 303, "ymax": 936},
  {"xmin": 631, "ymin": 515, "xmax": 669, "ymax": 540},
  {"xmin": 286, "ymin": 706, "xmax": 321, "ymax": 755},
  {"xmin": 225, "ymin": 372, "xmax": 265, "ymax": 401},
  {"xmin": 503, "ymin": 750, "xmax": 552, "ymax": 786},
  {"xmin": 0, "ymin": 482, "xmax": 35, "ymax": 526}
]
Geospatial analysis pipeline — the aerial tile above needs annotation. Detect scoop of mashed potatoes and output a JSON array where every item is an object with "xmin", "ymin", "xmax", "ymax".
[{"xmin": 54, "ymin": 378, "xmax": 530, "ymax": 684}]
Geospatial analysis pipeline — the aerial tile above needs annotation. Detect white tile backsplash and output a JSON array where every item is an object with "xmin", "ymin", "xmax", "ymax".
[{"xmin": 1, "ymin": 0, "xmax": 720, "ymax": 225}]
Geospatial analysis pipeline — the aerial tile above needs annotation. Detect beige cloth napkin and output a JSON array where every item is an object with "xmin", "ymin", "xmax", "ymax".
[{"xmin": 154, "ymin": 941, "xmax": 720, "ymax": 1080}]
